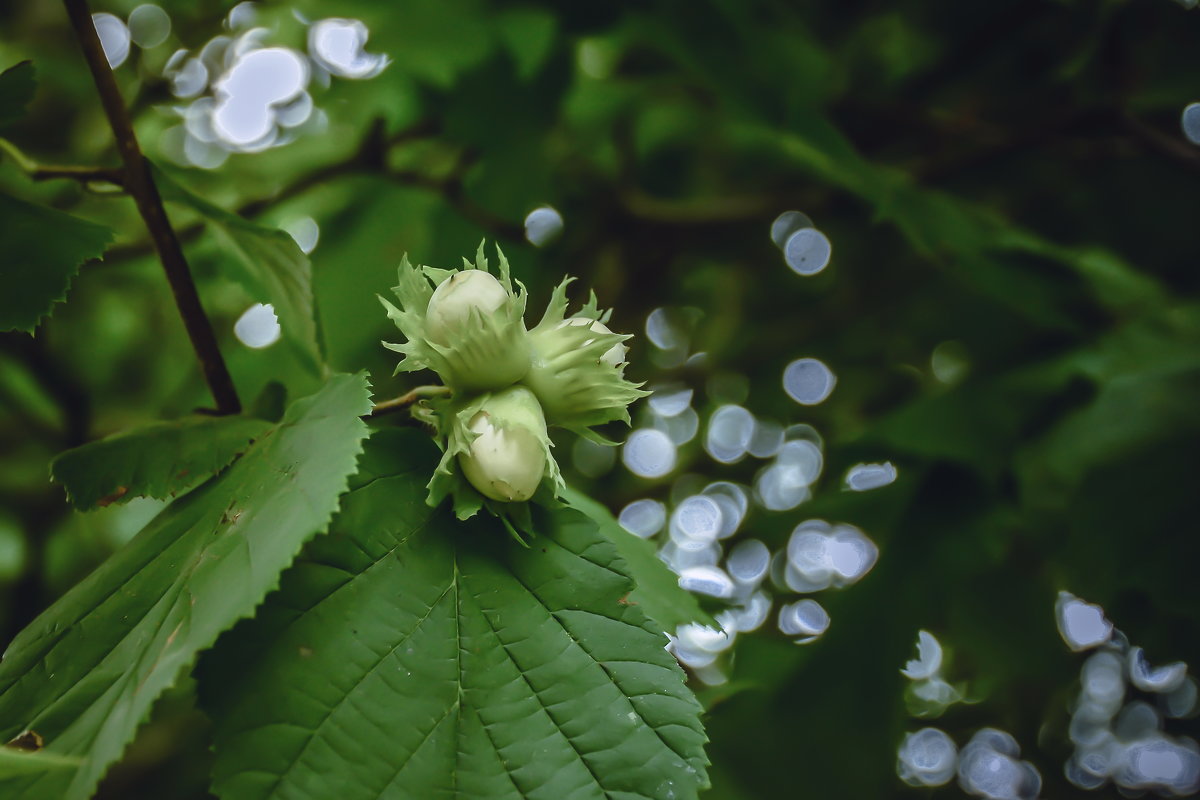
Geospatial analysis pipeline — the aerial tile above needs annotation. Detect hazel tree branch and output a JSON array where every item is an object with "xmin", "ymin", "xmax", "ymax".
[
  {"xmin": 370, "ymin": 385, "xmax": 451, "ymax": 418},
  {"xmin": 62, "ymin": 0, "xmax": 241, "ymax": 415}
]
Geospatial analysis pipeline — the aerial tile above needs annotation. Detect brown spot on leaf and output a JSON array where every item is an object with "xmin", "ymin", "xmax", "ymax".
[
  {"xmin": 6, "ymin": 730, "xmax": 43, "ymax": 751},
  {"xmin": 617, "ymin": 594, "xmax": 636, "ymax": 606},
  {"xmin": 97, "ymin": 486, "xmax": 128, "ymax": 507},
  {"xmin": 298, "ymin": 645, "xmax": 313, "ymax": 658}
]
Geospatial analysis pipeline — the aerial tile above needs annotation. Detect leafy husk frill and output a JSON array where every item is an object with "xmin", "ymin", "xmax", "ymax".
[{"xmin": 379, "ymin": 243, "xmax": 530, "ymax": 393}]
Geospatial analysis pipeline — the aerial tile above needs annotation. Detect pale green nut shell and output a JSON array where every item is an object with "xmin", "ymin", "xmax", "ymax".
[
  {"xmin": 425, "ymin": 269, "xmax": 509, "ymax": 345},
  {"xmin": 381, "ymin": 246, "xmax": 532, "ymax": 394},
  {"xmin": 457, "ymin": 386, "xmax": 549, "ymax": 502}
]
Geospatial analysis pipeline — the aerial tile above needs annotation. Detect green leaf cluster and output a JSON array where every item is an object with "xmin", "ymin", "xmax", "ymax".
[{"xmin": 0, "ymin": 48, "xmax": 710, "ymax": 794}]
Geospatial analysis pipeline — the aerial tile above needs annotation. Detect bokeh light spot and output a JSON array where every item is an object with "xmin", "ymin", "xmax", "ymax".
[
  {"xmin": 234, "ymin": 303, "xmax": 281, "ymax": 348},
  {"xmin": 618, "ymin": 499, "xmax": 666, "ymax": 538},
  {"xmin": 1183, "ymin": 102, "xmax": 1200, "ymax": 146},
  {"xmin": 309, "ymin": 18, "xmax": 389, "ymax": 79},
  {"xmin": 783, "ymin": 357, "xmax": 836, "ymax": 405},
  {"xmin": 783, "ymin": 228, "xmax": 832, "ymax": 276},
  {"xmin": 524, "ymin": 206, "xmax": 564, "ymax": 247},
  {"xmin": 92, "ymin": 13, "xmax": 131, "ymax": 68},
  {"xmin": 622, "ymin": 428, "xmax": 676, "ymax": 478},
  {"xmin": 769, "ymin": 209, "xmax": 813, "ymax": 249},
  {"xmin": 128, "ymin": 4, "xmax": 171, "ymax": 49}
]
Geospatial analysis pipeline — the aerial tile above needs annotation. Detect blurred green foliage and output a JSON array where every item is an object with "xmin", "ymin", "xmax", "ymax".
[{"xmin": 2, "ymin": 0, "xmax": 1199, "ymax": 797}]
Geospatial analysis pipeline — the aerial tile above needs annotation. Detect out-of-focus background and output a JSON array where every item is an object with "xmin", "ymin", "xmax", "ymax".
[{"xmin": 2, "ymin": 1, "xmax": 1200, "ymax": 797}]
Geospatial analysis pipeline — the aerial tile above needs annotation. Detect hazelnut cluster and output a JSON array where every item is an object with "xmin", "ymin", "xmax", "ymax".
[{"xmin": 380, "ymin": 243, "xmax": 646, "ymax": 524}]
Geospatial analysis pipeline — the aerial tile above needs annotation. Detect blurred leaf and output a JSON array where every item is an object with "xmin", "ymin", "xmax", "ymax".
[
  {"xmin": 152, "ymin": 164, "xmax": 323, "ymax": 375},
  {"xmin": 50, "ymin": 415, "xmax": 272, "ymax": 510},
  {"xmin": 0, "ymin": 373, "xmax": 372, "ymax": 800},
  {"xmin": 364, "ymin": 0, "xmax": 493, "ymax": 87},
  {"xmin": 497, "ymin": 9, "xmax": 558, "ymax": 80},
  {"xmin": 0, "ymin": 61, "xmax": 35, "ymax": 129},
  {"xmin": 247, "ymin": 381, "xmax": 288, "ymax": 423},
  {"xmin": 996, "ymin": 232, "xmax": 1167, "ymax": 318},
  {"xmin": 202, "ymin": 428, "xmax": 709, "ymax": 800},
  {"xmin": 1016, "ymin": 313, "xmax": 1200, "ymax": 510},
  {"xmin": 0, "ymin": 193, "xmax": 113, "ymax": 333},
  {"xmin": 745, "ymin": 118, "xmax": 1161, "ymax": 328},
  {"xmin": 864, "ymin": 379, "xmax": 1038, "ymax": 478},
  {"xmin": 0, "ymin": 352, "xmax": 63, "ymax": 433},
  {"xmin": 563, "ymin": 486, "xmax": 716, "ymax": 631},
  {"xmin": 1019, "ymin": 365, "xmax": 1200, "ymax": 508}
]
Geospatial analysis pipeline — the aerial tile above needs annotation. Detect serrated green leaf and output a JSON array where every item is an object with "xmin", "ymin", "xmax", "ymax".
[
  {"xmin": 562, "ymin": 486, "xmax": 715, "ymax": 632},
  {"xmin": 0, "ymin": 61, "xmax": 35, "ymax": 129},
  {"xmin": 0, "ymin": 373, "xmax": 373, "ymax": 800},
  {"xmin": 0, "ymin": 193, "xmax": 113, "ymax": 332},
  {"xmin": 201, "ymin": 428, "xmax": 709, "ymax": 800},
  {"xmin": 50, "ymin": 414, "xmax": 272, "ymax": 510},
  {"xmin": 151, "ymin": 163, "xmax": 322, "ymax": 374}
]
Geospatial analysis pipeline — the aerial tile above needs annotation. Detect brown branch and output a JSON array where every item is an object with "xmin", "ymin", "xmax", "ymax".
[
  {"xmin": 370, "ymin": 385, "xmax": 450, "ymax": 418},
  {"xmin": 910, "ymin": 108, "xmax": 1111, "ymax": 183},
  {"xmin": 62, "ymin": 0, "xmax": 240, "ymax": 414},
  {"xmin": 619, "ymin": 188, "xmax": 775, "ymax": 224}
]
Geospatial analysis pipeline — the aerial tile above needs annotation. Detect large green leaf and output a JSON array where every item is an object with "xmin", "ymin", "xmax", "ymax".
[
  {"xmin": 201, "ymin": 428, "xmax": 709, "ymax": 800},
  {"xmin": 0, "ymin": 747, "xmax": 80, "ymax": 779},
  {"xmin": 50, "ymin": 414, "xmax": 272, "ymax": 510},
  {"xmin": 0, "ymin": 192, "xmax": 113, "ymax": 333},
  {"xmin": 562, "ymin": 486, "xmax": 714, "ymax": 631},
  {"xmin": 0, "ymin": 61, "xmax": 35, "ymax": 129},
  {"xmin": 0, "ymin": 373, "xmax": 373, "ymax": 800},
  {"xmin": 152, "ymin": 164, "xmax": 322, "ymax": 373}
]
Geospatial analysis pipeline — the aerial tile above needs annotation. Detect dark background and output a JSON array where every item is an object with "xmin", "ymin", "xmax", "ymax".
[{"xmin": 2, "ymin": 0, "xmax": 1199, "ymax": 797}]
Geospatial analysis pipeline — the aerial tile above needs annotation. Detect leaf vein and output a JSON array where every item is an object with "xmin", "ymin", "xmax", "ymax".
[
  {"xmin": 253, "ymin": 580, "xmax": 455, "ymax": 798},
  {"xmin": 464, "ymin": 575, "xmax": 612, "ymax": 800}
]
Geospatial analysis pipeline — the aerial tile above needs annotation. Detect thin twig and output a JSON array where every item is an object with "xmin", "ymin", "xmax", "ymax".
[
  {"xmin": 1120, "ymin": 111, "xmax": 1200, "ymax": 177},
  {"xmin": 370, "ymin": 385, "xmax": 451, "ymax": 418},
  {"xmin": 619, "ymin": 188, "xmax": 775, "ymax": 224},
  {"xmin": 62, "ymin": 0, "xmax": 240, "ymax": 414},
  {"xmin": 99, "ymin": 121, "xmax": 523, "ymax": 265},
  {"xmin": 0, "ymin": 138, "xmax": 126, "ymax": 189}
]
